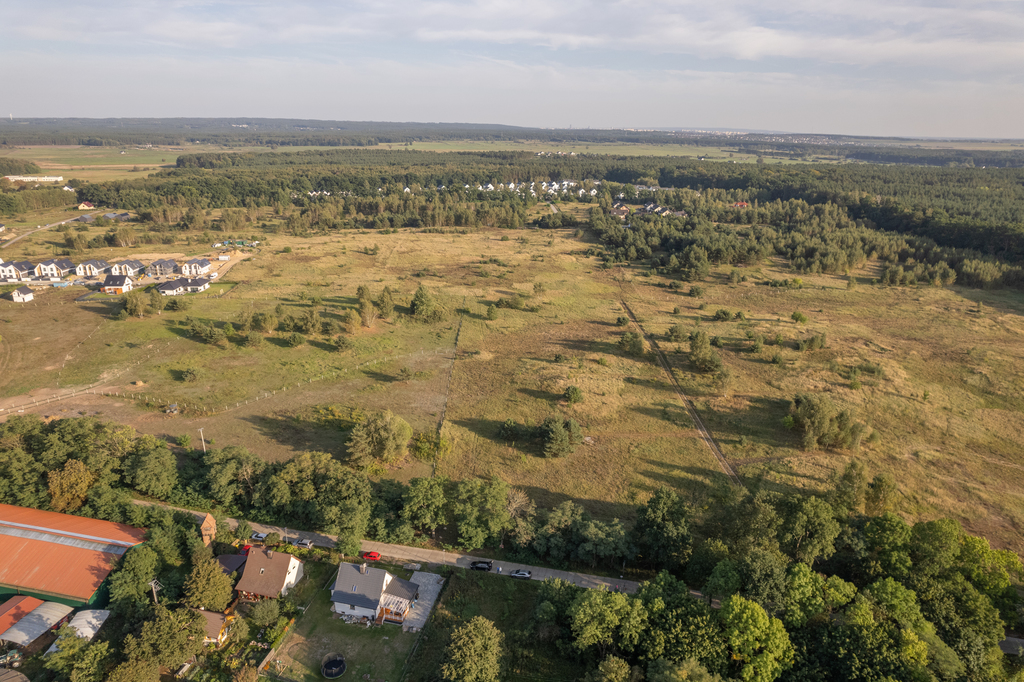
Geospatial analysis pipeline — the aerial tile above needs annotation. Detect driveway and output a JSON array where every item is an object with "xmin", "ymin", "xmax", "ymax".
[{"xmin": 403, "ymin": 571, "xmax": 445, "ymax": 632}]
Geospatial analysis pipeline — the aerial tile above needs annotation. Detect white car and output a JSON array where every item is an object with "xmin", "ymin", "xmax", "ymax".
[{"xmin": 251, "ymin": 532, "xmax": 268, "ymax": 542}]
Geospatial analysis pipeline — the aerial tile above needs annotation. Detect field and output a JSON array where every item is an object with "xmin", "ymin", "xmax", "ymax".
[{"xmin": 2, "ymin": 204, "xmax": 1024, "ymax": 553}]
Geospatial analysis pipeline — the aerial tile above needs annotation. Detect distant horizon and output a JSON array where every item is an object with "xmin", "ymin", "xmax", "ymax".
[
  {"xmin": 2, "ymin": 117, "xmax": 1023, "ymax": 144},
  {"xmin": 4, "ymin": 1, "xmax": 1022, "ymax": 139}
]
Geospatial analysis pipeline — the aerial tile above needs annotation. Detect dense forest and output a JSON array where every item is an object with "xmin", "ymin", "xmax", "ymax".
[
  {"xmin": 1, "ymin": 414, "xmax": 1021, "ymax": 681},
  {"xmin": 24, "ymin": 147, "xmax": 1022, "ymax": 288}
]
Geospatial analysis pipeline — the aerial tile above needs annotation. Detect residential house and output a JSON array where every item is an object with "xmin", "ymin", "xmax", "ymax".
[
  {"xmin": 330, "ymin": 562, "xmax": 420, "ymax": 625},
  {"xmin": 35, "ymin": 258, "xmax": 75, "ymax": 279},
  {"xmin": 77, "ymin": 202, "xmax": 94, "ymax": 210},
  {"xmin": 610, "ymin": 208, "xmax": 629, "ymax": 220},
  {"xmin": 732, "ymin": 202, "xmax": 750, "ymax": 208},
  {"xmin": 0, "ymin": 261, "xmax": 34, "ymax": 281},
  {"xmin": 76, "ymin": 215, "xmax": 94, "ymax": 223},
  {"xmin": 181, "ymin": 258, "xmax": 211, "ymax": 276},
  {"xmin": 76, "ymin": 260, "xmax": 110, "ymax": 277},
  {"xmin": 0, "ymin": 224, "xmax": 6, "ymax": 232},
  {"xmin": 195, "ymin": 610, "xmax": 235, "ymax": 647},
  {"xmin": 101, "ymin": 275, "xmax": 133, "ymax": 295},
  {"xmin": 199, "ymin": 513, "xmax": 216, "ymax": 546},
  {"xmin": 234, "ymin": 549, "xmax": 303, "ymax": 599},
  {"xmin": 157, "ymin": 277, "xmax": 209, "ymax": 296},
  {"xmin": 111, "ymin": 260, "xmax": 144, "ymax": 277},
  {"xmin": 148, "ymin": 259, "xmax": 177, "ymax": 276},
  {"xmin": 101, "ymin": 213, "xmax": 130, "ymax": 222},
  {"xmin": 10, "ymin": 287, "xmax": 33, "ymax": 303},
  {"xmin": 62, "ymin": 185, "xmax": 76, "ymax": 192}
]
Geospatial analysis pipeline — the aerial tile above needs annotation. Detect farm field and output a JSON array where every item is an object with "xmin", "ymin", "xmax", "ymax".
[{"xmin": 1, "ymin": 221, "xmax": 1023, "ymax": 551}]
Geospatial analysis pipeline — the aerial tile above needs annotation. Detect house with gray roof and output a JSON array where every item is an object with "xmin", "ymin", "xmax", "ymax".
[
  {"xmin": 330, "ymin": 562, "xmax": 420, "ymax": 624},
  {"xmin": 76, "ymin": 259, "xmax": 110, "ymax": 277},
  {"xmin": 111, "ymin": 260, "xmax": 145, "ymax": 277},
  {"xmin": 148, "ymin": 259, "xmax": 178, "ymax": 276},
  {"xmin": 181, "ymin": 258, "xmax": 211, "ymax": 276}
]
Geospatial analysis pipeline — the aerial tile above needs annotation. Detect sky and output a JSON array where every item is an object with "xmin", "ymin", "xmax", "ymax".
[{"xmin": 2, "ymin": 0, "xmax": 1023, "ymax": 138}]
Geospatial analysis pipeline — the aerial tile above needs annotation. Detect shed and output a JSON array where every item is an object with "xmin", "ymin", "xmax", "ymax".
[
  {"xmin": 45, "ymin": 610, "xmax": 110, "ymax": 654},
  {"xmin": 0, "ymin": 601, "xmax": 73, "ymax": 646}
]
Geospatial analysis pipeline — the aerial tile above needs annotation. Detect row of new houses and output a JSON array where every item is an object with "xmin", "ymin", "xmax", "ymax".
[
  {"xmin": 0, "ymin": 257, "xmax": 212, "ymax": 282},
  {"xmin": 10, "ymin": 274, "xmax": 210, "ymax": 301}
]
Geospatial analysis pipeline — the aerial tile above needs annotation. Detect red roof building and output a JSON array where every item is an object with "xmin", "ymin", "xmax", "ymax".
[{"xmin": 0, "ymin": 504, "xmax": 146, "ymax": 607}]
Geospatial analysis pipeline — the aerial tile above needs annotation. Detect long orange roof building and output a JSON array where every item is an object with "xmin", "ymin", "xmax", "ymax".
[{"xmin": 0, "ymin": 504, "xmax": 146, "ymax": 606}]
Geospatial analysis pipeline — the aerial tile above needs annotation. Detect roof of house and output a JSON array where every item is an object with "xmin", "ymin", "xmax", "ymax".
[
  {"xmin": 102, "ymin": 275, "xmax": 129, "ymax": 287},
  {"xmin": 117, "ymin": 260, "xmax": 145, "ymax": 269},
  {"xmin": 157, "ymin": 278, "xmax": 187, "ymax": 291},
  {"xmin": 4, "ymin": 261, "xmax": 33, "ymax": 272},
  {"xmin": 0, "ymin": 596, "xmax": 44, "ymax": 636},
  {"xmin": 45, "ymin": 609, "xmax": 110, "ymax": 654},
  {"xmin": 196, "ymin": 609, "xmax": 228, "ymax": 640},
  {"xmin": 329, "ymin": 563, "xmax": 418, "ymax": 610},
  {"xmin": 0, "ymin": 601, "xmax": 73, "ymax": 646},
  {"xmin": 0, "ymin": 504, "xmax": 146, "ymax": 602},
  {"xmin": 185, "ymin": 258, "xmax": 211, "ymax": 266},
  {"xmin": 80, "ymin": 259, "xmax": 109, "ymax": 268},
  {"xmin": 216, "ymin": 554, "xmax": 247, "ymax": 575},
  {"xmin": 235, "ymin": 549, "xmax": 300, "ymax": 598},
  {"xmin": 151, "ymin": 258, "xmax": 177, "ymax": 267},
  {"xmin": 13, "ymin": 286, "xmax": 32, "ymax": 296}
]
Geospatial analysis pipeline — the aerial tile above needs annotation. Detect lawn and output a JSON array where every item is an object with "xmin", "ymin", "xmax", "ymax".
[
  {"xmin": 404, "ymin": 569, "xmax": 576, "ymax": 682},
  {"xmin": 274, "ymin": 588, "xmax": 417, "ymax": 682}
]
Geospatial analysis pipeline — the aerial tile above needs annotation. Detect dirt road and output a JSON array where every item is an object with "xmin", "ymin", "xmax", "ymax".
[{"xmin": 1, "ymin": 214, "xmax": 95, "ymax": 250}]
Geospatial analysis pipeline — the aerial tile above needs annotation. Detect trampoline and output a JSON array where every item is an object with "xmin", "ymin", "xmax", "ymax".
[{"xmin": 321, "ymin": 653, "xmax": 346, "ymax": 678}]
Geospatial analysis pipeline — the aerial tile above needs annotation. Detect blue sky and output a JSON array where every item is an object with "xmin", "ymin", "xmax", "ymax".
[{"xmin": 3, "ymin": 0, "xmax": 1022, "ymax": 137}]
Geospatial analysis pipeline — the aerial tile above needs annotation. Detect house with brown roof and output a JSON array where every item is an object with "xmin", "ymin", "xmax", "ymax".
[
  {"xmin": 195, "ymin": 609, "xmax": 236, "ymax": 647},
  {"xmin": 199, "ymin": 513, "xmax": 216, "ymax": 546},
  {"xmin": 234, "ymin": 549, "xmax": 303, "ymax": 600}
]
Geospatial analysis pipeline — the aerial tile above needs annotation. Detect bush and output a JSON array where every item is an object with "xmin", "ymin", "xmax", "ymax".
[
  {"xmin": 182, "ymin": 367, "xmax": 201, "ymax": 383},
  {"xmin": 797, "ymin": 333, "xmax": 827, "ymax": 352},
  {"xmin": 711, "ymin": 335, "xmax": 723, "ymax": 348},
  {"xmin": 250, "ymin": 599, "xmax": 280, "ymax": 629},
  {"xmin": 285, "ymin": 332, "xmax": 305, "ymax": 347},
  {"xmin": 689, "ymin": 331, "xmax": 722, "ymax": 372},
  {"xmin": 713, "ymin": 309, "xmax": 732, "ymax": 321},
  {"xmin": 791, "ymin": 311, "xmax": 808, "ymax": 324},
  {"xmin": 615, "ymin": 316, "xmax": 629, "ymax": 326},
  {"xmin": 690, "ymin": 286, "xmax": 705, "ymax": 298},
  {"xmin": 617, "ymin": 331, "xmax": 644, "ymax": 356},
  {"xmin": 790, "ymin": 393, "xmax": 868, "ymax": 451},
  {"xmin": 564, "ymin": 386, "xmax": 584, "ymax": 405},
  {"xmin": 486, "ymin": 305, "xmax": 498, "ymax": 320},
  {"xmin": 243, "ymin": 331, "xmax": 263, "ymax": 348},
  {"xmin": 672, "ymin": 306, "xmax": 681, "ymax": 315},
  {"xmin": 667, "ymin": 324, "xmax": 687, "ymax": 343},
  {"xmin": 347, "ymin": 410, "xmax": 413, "ymax": 466}
]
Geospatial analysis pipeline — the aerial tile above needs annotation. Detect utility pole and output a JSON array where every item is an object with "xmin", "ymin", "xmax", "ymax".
[
  {"xmin": 148, "ymin": 579, "xmax": 163, "ymax": 604},
  {"xmin": 198, "ymin": 428, "xmax": 206, "ymax": 453}
]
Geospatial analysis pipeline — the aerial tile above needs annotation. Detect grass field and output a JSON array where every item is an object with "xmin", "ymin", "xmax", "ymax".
[
  {"xmin": 2, "ymin": 218, "xmax": 1023, "ymax": 554},
  {"xmin": 404, "ymin": 569, "xmax": 576, "ymax": 682}
]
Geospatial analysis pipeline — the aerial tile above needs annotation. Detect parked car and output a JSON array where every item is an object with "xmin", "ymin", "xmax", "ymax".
[
  {"xmin": 251, "ymin": 532, "xmax": 268, "ymax": 542},
  {"xmin": 509, "ymin": 569, "xmax": 532, "ymax": 579},
  {"xmin": 362, "ymin": 551, "xmax": 382, "ymax": 561},
  {"xmin": 296, "ymin": 539, "xmax": 314, "ymax": 549},
  {"xmin": 239, "ymin": 545, "xmax": 252, "ymax": 556},
  {"xmin": 469, "ymin": 560, "xmax": 493, "ymax": 571}
]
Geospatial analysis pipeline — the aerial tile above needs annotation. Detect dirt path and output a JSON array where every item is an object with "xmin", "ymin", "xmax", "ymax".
[
  {"xmin": 547, "ymin": 202, "xmax": 559, "ymax": 214},
  {"xmin": 1, "ymin": 214, "xmax": 95, "ymax": 249},
  {"xmin": 619, "ymin": 299, "xmax": 742, "ymax": 486}
]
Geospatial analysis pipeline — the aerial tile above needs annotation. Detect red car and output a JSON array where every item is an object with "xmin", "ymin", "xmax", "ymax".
[
  {"xmin": 362, "ymin": 551, "xmax": 381, "ymax": 561},
  {"xmin": 239, "ymin": 545, "xmax": 252, "ymax": 556}
]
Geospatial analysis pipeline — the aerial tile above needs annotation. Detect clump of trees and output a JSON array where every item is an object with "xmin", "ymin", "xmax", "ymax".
[
  {"xmin": 498, "ymin": 416, "xmax": 584, "ymax": 458},
  {"xmin": 786, "ymin": 393, "xmax": 869, "ymax": 451},
  {"xmin": 347, "ymin": 410, "xmax": 413, "ymax": 466}
]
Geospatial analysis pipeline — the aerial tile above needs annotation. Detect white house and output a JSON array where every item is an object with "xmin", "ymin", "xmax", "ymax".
[
  {"xmin": 148, "ymin": 259, "xmax": 177, "ymax": 276},
  {"xmin": 76, "ymin": 260, "xmax": 110, "ymax": 277},
  {"xmin": 111, "ymin": 260, "xmax": 145, "ymax": 277},
  {"xmin": 35, "ymin": 258, "xmax": 75, "ymax": 279},
  {"xmin": 0, "ymin": 261, "xmax": 34, "ymax": 281},
  {"xmin": 330, "ymin": 562, "xmax": 420, "ymax": 625},
  {"xmin": 101, "ymin": 275, "xmax": 133, "ymax": 295},
  {"xmin": 157, "ymin": 277, "xmax": 209, "ymax": 296},
  {"xmin": 235, "ymin": 549, "xmax": 303, "ymax": 599},
  {"xmin": 181, "ymin": 258, "xmax": 211, "ymax": 276},
  {"xmin": 11, "ymin": 286, "xmax": 34, "ymax": 303}
]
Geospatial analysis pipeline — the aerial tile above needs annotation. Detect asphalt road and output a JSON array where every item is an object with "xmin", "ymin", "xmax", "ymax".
[{"xmin": 133, "ymin": 500, "xmax": 640, "ymax": 593}]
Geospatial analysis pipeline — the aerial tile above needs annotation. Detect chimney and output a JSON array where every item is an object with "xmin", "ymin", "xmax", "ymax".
[
  {"xmin": 360, "ymin": 562, "xmax": 368, "ymax": 574},
  {"xmin": 267, "ymin": 550, "xmax": 274, "ymax": 560}
]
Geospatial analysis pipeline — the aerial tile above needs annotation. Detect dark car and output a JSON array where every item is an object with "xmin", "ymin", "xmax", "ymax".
[{"xmin": 469, "ymin": 560, "xmax": 493, "ymax": 571}]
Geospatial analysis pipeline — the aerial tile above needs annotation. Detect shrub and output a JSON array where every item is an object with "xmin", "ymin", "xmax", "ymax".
[
  {"xmin": 789, "ymin": 393, "xmax": 868, "ymax": 451},
  {"xmin": 243, "ymin": 331, "xmax": 263, "ymax": 348},
  {"xmin": 690, "ymin": 286, "xmax": 705, "ymax": 298},
  {"xmin": 182, "ymin": 367, "xmax": 201, "ymax": 382},
  {"xmin": 667, "ymin": 324, "xmax": 687, "ymax": 343},
  {"xmin": 711, "ymin": 336, "xmax": 723, "ymax": 348},
  {"xmin": 688, "ymin": 330, "xmax": 723, "ymax": 372},
  {"xmin": 564, "ymin": 386, "xmax": 584, "ymax": 405},
  {"xmin": 617, "ymin": 331, "xmax": 644, "ymax": 356},
  {"xmin": 713, "ymin": 309, "xmax": 732, "ymax": 321},
  {"xmin": 672, "ymin": 306, "xmax": 681, "ymax": 315},
  {"xmin": 615, "ymin": 316, "xmax": 629, "ymax": 327},
  {"xmin": 486, "ymin": 305, "xmax": 498, "ymax": 320},
  {"xmin": 285, "ymin": 332, "xmax": 305, "ymax": 347},
  {"xmin": 771, "ymin": 353, "xmax": 783, "ymax": 365},
  {"xmin": 791, "ymin": 311, "xmax": 808, "ymax": 324}
]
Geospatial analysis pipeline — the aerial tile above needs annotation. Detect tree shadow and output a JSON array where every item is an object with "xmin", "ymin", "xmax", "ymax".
[
  {"xmin": 239, "ymin": 413, "xmax": 350, "ymax": 460},
  {"xmin": 623, "ymin": 376, "xmax": 673, "ymax": 393},
  {"xmin": 518, "ymin": 387, "xmax": 560, "ymax": 402},
  {"xmin": 308, "ymin": 339, "xmax": 337, "ymax": 352},
  {"xmin": 554, "ymin": 337, "xmax": 621, "ymax": 356},
  {"xmin": 632, "ymin": 403, "xmax": 694, "ymax": 428}
]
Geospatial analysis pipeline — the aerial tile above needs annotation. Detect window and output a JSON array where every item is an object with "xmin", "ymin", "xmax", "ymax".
[{"xmin": 260, "ymin": 568, "xmax": 265, "ymax": 574}]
